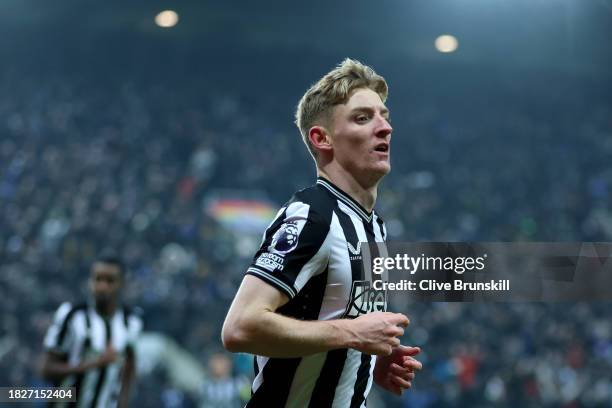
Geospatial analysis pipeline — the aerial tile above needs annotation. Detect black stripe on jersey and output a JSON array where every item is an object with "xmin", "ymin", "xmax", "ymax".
[
  {"xmin": 374, "ymin": 214, "xmax": 386, "ymax": 241},
  {"xmin": 123, "ymin": 309, "xmax": 129, "ymax": 327},
  {"xmin": 246, "ymin": 358, "xmax": 302, "ymax": 407},
  {"xmin": 307, "ymin": 348, "xmax": 348, "ymax": 408},
  {"xmin": 90, "ymin": 318, "xmax": 112, "ymax": 407},
  {"xmin": 364, "ymin": 219, "xmax": 376, "ymax": 242},
  {"xmin": 275, "ymin": 268, "xmax": 328, "ymax": 320},
  {"xmin": 350, "ymin": 353, "xmax": 372, "ymax": 408}
]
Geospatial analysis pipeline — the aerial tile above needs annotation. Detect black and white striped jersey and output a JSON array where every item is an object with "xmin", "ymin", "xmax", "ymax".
[
  {"xmin": 43, "ymin": 302, "xmax": 143, "ymax": 408},
  {"xmin": 245, "ymin": 177, "xmax": 388, "ymax": 408}
]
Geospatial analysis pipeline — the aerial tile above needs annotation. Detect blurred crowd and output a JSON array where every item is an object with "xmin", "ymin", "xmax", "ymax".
[{"xmin": 0, "ymin": 64, "xmax": 611, "ymax": 407}]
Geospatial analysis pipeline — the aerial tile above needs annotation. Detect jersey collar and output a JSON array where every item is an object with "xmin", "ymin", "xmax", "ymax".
[{"xmin": 316, "ymin": 177, "xmax": 373, "ymax": 223}]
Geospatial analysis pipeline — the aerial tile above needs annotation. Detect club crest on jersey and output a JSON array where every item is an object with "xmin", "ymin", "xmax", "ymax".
[
  {"xmin": 343, "ymin": 280, "xmax": 387, "ymax": 318},
  {"xmin": 268, "ymin": 221, "xmax": 300, "ymax": 255}
]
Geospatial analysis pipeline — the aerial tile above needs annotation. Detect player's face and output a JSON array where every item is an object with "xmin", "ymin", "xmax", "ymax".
[
  {"xmin": 89, "ymin": 262, "xmax": 122, "ymax": 306},
  {"xmin": 329, "ymin": 88, "xmax": 392, "ymax": 183},
  {"xmin": 209, "ymin": 354, "xmax": 232, "ymax": 379}
]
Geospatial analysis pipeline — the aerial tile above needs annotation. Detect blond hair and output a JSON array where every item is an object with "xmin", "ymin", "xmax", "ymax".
[{"xmin": 295, "ymin": 58, "xmax": 388, "ymax": 160}]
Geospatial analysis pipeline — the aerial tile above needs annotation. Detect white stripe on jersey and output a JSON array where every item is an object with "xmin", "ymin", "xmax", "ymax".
[
  {"xmin": 363, "ymin": 355, "xmax": 377, "ymax": 407},
  {"xmin": 293, "ymin": 225, "xmax": 334, "ymax": 292},
  {"xmin": 317, "ymin": 212, "xmax": 353, "ymax": 321},
  {"xmin": 43, "ymin": 302, "xmax": 73, "ymax": 352},
  {"xmin": 284, "ymin": 352, "xmax": 327, "ymax": 408},
  {"xmin": 284, "ymin": 201, "xmax": 309, "ymax": 223},
  {"xmin": 252, "ymin": 355, "xmax": 269, "ymax": 393},
  {"xmin": 331, "ymin": 348, "xmax": 363, "ymax": 407}
]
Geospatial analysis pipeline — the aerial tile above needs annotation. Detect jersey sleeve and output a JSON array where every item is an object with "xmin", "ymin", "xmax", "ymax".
[
  {"xmin": 43, "ymin": 302, "xmax": 75, "ymax": 355},
  {"xmin": 246, "ymin": 200, "xmax": 331, "ymax": 299}
]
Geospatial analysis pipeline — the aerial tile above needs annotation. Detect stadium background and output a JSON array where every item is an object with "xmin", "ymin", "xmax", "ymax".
[{"xmin": 1, "ymin": 0, "xmax": 611, "ymax": 406}]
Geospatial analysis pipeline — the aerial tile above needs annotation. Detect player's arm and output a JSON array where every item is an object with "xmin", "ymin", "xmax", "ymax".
[
  {"xmin": 117, "ymin": 346, "xmax": 135, "ymax": 408},
  {"xmin": 222, "ymin": 275, "xmax": 409, "ymax": 358},
  {"xmin": 39, "ymin": 348, "xmax": 117, "ymax": 381}
]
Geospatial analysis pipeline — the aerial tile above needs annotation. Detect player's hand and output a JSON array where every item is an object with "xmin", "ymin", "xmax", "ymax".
[
  {"xmin": 374, "ymin": 345, "xmax": 422, "ymax": 396},
  {"xmin": 349, "ymin": 312, "xmax": 409, "ymax": 356},
  {"xmin": 95, "ymin": 346, "xmax": 118, "ymax": 367}
]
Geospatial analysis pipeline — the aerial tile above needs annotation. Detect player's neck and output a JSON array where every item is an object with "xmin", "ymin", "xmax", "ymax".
[
  {"xmin": 318, "ymin": 167, "xmax": 378, "ymax": 212},
  {"xmin": 95, "ymin": 301, "xmax": 117, "ymax": 318}
]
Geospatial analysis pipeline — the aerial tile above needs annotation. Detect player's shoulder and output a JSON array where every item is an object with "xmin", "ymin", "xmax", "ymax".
[
  {"xmin": 285, "ymin": 183, "xmax": 336, "ymax": 224},
  {"xmin": 122, "ymin": 304, "xmax": 144, "ymax": 319},
  {"xmin": 55, "ymin": 301, "xmax": 87, "ymax": 316},
  {"xmin": 49, "ymin": 302, "xmax": 87, "ymax": 328}
]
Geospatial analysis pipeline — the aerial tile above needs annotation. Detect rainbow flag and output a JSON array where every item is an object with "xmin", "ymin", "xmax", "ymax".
[{"xmin": 206, "ymin": 198, "xmax": 278, "ymax": 233}]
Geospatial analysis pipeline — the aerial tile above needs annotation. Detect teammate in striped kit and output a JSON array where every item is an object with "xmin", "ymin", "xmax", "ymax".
[
  {"xmin": 222, "ymin": 59, "xmax": 422, "ymax": 407},
  {"xmin": 40, "ymin": 254, "xmax": 143, "ymax": 408}
]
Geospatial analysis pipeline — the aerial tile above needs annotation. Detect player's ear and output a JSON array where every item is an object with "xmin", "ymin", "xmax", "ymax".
[{"xmin": 308, "ymin": 126, "xmax": 333, "ymax": 153}]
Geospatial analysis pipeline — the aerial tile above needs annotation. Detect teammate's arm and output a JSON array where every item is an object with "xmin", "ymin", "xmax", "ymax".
[
  {"xmin": 222, "ymin": 275, "xmax": 409, "ymax": 358},
  {"xmin": 39, "ymin": 347, "xmax": 117, "ymax": 381}
]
